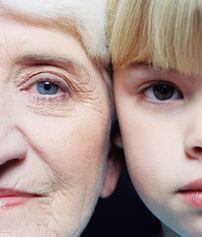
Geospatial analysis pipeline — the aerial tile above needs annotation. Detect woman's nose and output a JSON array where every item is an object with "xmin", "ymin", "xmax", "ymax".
[
  {"xmin": 0, "ymin": 130, "xmax": 27, "ymax": 166},
  {"xmin": 0, "ymin": 110, "xmax": 26, "ymax": 166}
]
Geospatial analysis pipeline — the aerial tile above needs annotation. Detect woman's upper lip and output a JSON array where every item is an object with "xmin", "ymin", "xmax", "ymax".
[
  {"xmin": 0, "ymin": 188, "xmax": 41, "ymax": 197},
  {"xmin": 179, "ymin": 179, "xmax": 202, "ymax": 192}
]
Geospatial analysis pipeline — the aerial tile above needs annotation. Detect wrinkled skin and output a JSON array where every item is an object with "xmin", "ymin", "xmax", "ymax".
[{"xmin": 0, "ymin": 16, "xmax": 118, "ymax": 237}]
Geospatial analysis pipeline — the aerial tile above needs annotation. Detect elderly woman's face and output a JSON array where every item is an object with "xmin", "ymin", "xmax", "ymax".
[{"xmin": 0, "ymin": 16, "xmax": 116, "ymax": 237}]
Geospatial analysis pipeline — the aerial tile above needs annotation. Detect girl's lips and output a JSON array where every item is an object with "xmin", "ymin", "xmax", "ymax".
[
  {"xmin": 179, "ymin": 191, "xmax": 202, "ymax": 209},
  {"xmin": 0, "ymin": 188, "xmax": 41, "ymax": 209},
  {"xmin": 179, "ymin": 179, "xmax": 202, "ymax": 191},
  {"xmin": 178, "ymin": 179, "xmax": 202, "ymax": 208}
]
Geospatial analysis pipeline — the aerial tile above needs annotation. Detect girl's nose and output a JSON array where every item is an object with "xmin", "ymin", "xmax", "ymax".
[
  {"xmin": 185, "ymin": 145, "xmax": 202, "ymax": 160},
  {"xmin": 184, "ymin": 113, "xmax": 202, "ymax": 160}
]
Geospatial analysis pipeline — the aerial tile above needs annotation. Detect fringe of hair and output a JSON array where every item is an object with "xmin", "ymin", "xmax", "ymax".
[{"xmin": 108, "ymin": 0, "xmax": 202, "ymax": 75}]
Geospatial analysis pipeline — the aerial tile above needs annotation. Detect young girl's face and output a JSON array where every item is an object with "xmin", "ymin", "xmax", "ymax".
[{"xmin": 114, "ymin": 64, "xmax": 202, "ymax": 237}]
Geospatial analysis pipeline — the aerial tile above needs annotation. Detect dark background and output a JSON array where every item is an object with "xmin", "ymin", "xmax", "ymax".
[{"xmin": 81, "ymin": 164, "xmax": 161, "ymax": 237}]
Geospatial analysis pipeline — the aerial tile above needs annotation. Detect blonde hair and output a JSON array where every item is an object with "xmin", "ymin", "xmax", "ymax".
[
  {"xmin": 0, "ymin": 0, "xmax": 110, "ymax": 69},
  {"xmin": 108, "ymin": 0, "xmax": 202, "ymax": 75}
]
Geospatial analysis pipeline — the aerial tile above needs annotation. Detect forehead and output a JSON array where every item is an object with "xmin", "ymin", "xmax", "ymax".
[
  {"xmin": 0, "ymin": 11, "xmax": 96, "ymax": 81},
  {"xmin": 0, "ymin": 0, "xmax": 109, "ymax": 67},
  {"xmin": 0, "ymin": 16, "xmax": 94, "ymax": 80},
  {"xmin": 0, "ymin": 16, "xmax": 73, "ymax": 50}
]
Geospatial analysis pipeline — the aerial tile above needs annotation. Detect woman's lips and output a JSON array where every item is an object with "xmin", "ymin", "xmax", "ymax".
[
  {"xmin": 0, "ymin": 188, "xmax": 41, "ymax": 210},
  {"xmin": 178, "ymin": 179, "xmax": 202, "ymax": 208}
]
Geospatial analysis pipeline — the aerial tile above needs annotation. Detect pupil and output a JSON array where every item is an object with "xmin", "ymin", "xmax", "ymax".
[
  {"xmin": 44, "ymin": 82, "xmax": 51, "ymax": 91},
  {"xmin": 153, "ymin": 85, "xmax": 174, "ymax": 100},
  {"xmin": 37, "ymin": 81, "xmax": 58, "ymax": 95}
]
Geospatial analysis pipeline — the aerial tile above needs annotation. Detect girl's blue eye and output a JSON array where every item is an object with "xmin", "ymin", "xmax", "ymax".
[{"xmin": 37, "ymin": 81, "xmax": 59, "ymax": 95}]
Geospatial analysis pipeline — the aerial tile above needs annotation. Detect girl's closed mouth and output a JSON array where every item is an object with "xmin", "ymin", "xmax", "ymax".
[{"xmin": 178, "ymin": 179, "xmax": 202, "ymax": 208}]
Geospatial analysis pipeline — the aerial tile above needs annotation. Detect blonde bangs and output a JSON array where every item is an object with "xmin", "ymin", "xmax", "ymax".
[
  {"xmin": 109, "ymin": 0, "xmax": 202, "ymax": 75},
  {"xmin": 108, "ymin": 0, "xmax": 150, "ymax": 68}
]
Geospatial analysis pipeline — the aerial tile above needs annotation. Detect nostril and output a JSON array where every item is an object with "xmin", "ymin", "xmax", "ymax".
[
  {"xmin": 0, "ymin": 132, "xmax": 27, "ymax": 166},
  {"xmin": 0, "ymin": 159, "xmax": 23, "ymax": 178},
  {"xmin": 193, "ymin": 146, "xmax": 202, "ymax": 154}
]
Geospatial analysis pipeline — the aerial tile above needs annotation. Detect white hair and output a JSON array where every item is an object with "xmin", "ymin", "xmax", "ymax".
[{"xmin": 0, "ymin": 0, "xmax": 109, "ymax": 67}]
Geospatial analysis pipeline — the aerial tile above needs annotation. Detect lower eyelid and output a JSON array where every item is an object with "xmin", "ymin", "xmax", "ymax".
[
  {"xmin": 32, "ymin": 92, "xmax": 69, "ymax": 101},
  {"xmin": 136, "ymin": 94, "xmax": 183, "ymax": 112},
  {"xmin": 21, "ymin": 90, "xmax": 70, "ymax": 108}
]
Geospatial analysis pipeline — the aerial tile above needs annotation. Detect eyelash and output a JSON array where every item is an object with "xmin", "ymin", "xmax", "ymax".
[
  {"xmin": 18, "ymin": 72, "xmax": 71, "ymax": 102},
  {"xmin": 140, "ymin": 80, "xmax": 184, "ymax": 103}
]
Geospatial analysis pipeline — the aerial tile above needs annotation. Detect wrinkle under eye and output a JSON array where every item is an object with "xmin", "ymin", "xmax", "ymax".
[{"xmin": 37, "ymin": 82, "xmax": 59, "ymax": 95}]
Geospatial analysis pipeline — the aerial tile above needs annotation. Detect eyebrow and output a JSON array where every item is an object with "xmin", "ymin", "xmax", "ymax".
[{"xmin": 14, "ymin": 54, "xmax": 90, "ymax": 79}]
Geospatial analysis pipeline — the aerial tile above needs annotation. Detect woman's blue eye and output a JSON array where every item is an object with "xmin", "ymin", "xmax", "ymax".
[{"xmin": 37, "ymin": 81, "xmax": 59, "ymax": 95}]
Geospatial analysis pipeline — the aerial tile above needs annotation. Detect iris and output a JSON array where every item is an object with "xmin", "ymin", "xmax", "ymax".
[
  {"xmin": 37, "ymin": 82, "xmax": 59, "ymax": 95},
  {"xmin": 153, "ymin": 85, "xmax": 174, "ymax": 100}
]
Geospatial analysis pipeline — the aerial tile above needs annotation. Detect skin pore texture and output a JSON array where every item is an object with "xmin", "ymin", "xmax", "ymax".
[
  {"xmin": 114, "ymin": 64, "xmax": 202, "ymax": 237},
  {"xmin": 0, "ymin": 15, "xmax": 118, "ymax": 237}
]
